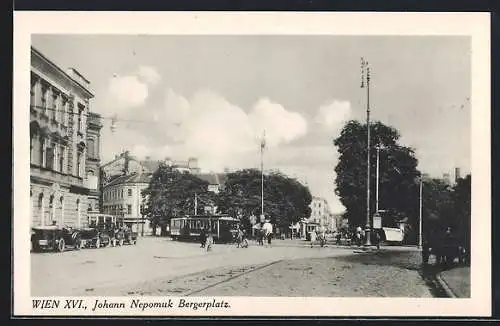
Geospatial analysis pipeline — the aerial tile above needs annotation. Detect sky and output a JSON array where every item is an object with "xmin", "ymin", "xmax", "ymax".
[{"xmin": 31, "ymin": 35, "xmax": 471, "ymax": 213}]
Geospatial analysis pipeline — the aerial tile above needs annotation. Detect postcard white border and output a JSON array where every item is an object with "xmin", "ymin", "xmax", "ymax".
[{"xmin": 13, "ymin": 11, "xmax": 491, "ymax": 317}]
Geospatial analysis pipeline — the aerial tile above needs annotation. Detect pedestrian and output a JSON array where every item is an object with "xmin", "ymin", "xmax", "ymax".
[
  {"xmin": 205, "ymin": 230, "xmax": 214, "ymax": 252},
  {"xmin": 374, "ymin": 229, "xmax": 381, "ymax": 250},
  {"xmin": 263, "ymin": 219, "xmax": 273, "ymax": 247},
  {"xmin": 200, "ymin": 227, "xmax": 207, "ymax": 248},
  {"xmin": 310, "ymin": 230, "xmax": 318, "ymax": 248},
  {"xmin": 336, "ymin": 231, "xmax": 342, "ymax": 246}
]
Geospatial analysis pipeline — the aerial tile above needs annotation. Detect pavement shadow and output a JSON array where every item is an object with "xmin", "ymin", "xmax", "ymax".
[{"xmin": 334, "ymin": 250, "xmax": 422, "ymax": 271}]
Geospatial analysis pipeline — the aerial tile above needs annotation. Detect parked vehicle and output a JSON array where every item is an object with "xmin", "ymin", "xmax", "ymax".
[
  {"xmin": 31, "ymin": 226, "xmax": 83, "ymax": 253},
  {"xmin": 114, "ymin": 220, "xmax": 138, "ymax": 246},
  {"xmin": 79, "ymin": 214, "xmax": 115, "ymax": 248}
]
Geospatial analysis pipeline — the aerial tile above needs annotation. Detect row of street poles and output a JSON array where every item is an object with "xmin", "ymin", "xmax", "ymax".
[{"xmin": 361, "ymin": 57, "xmax": 423, "ymax": 249}]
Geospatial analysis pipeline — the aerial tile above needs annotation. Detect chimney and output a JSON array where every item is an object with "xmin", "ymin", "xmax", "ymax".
[{"xmin": 455, "ymin": 167, "xmax": 461, "ymax": 182}]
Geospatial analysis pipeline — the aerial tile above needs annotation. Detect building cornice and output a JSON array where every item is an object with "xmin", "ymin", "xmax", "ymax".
[{"xmin": 31, "ymin": 47, "xmax": 94, "ymax": 99}]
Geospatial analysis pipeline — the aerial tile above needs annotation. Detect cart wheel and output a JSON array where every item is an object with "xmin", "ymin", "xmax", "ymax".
[
  {"xmin": 95, "ymin": 238, "xmax": 101, "ymax": 249},
  {"xmin": 57, "ymin": 238, "xmax": 65, "ymax": 252},
  {"xmin": 119, "ymin": 238, "xmax": 124, "ymax": 246}
]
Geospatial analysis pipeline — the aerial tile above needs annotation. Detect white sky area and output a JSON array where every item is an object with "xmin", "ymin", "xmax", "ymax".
[{"xmin": 32, "ymin": 35, "xmax": 471, "ymax": 213}]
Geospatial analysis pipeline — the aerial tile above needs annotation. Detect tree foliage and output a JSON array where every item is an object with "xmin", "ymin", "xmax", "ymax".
[
  {"xmin": 217, "ymin": 169, "xmax": 312, "ymax": 233},
  {"xmin": 333, "ymin": 120, "xmax": 420, "ymax": 230},
  {"xmin": 420, "ymin": 174, "xmax": 471, "ymax": 248},
  {"xmin": 142, "ymin": 163, "xmax": 213, "ymax": 235}
]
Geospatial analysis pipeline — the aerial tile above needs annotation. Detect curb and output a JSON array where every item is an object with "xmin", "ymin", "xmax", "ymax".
[{"xmin": 435, "ymin": 273, "xmax": 457, "ymax": 298}]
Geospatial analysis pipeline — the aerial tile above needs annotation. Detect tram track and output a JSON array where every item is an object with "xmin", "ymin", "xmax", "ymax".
[{"xmin": 185, "ymin": 259, "xmax": 284, "ymax": 296}]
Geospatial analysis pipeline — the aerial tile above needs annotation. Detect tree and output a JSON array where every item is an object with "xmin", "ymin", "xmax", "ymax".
[
  {"xmin": 333, "ymin": 120, "xmax": 420, "ymax": 232},
  {"xmin": 421, "ymin": 177, "xmax": 455, "ymax": 242},
  {"xmin": 452, "ymin": 174, "xmax": 471, "ymax": 248},
  {"xmin": 217, "ymin": 169, "xmax": 312, "ymax": 234},
  {"xmin": 142, "ymin": 163, "xmax": 212, "ymax": 236}
]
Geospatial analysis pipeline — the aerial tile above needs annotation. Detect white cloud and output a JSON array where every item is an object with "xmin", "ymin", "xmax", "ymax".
[
  {"xmin": 315, "ymin": 99, "xmax": 352, "ymax": 134},
  {"xmin": 107, "ymin": 75, "xmax": 149, "ymax": 110},
  {"xmin": 138, "ymin": 66, "xmax": 161, "ymax": 85},
  {"xmin": 249, "ymin": 98, "xmax": 308, "ymax": 147},
  {"xmin": 114, "ymin": 88, "xmax": 308, "ymax": 172}
]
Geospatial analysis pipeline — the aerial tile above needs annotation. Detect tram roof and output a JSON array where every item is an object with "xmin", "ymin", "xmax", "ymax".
[{"xmin": 172, "ymin": 215, "xmax": 238, "ymax": 221}]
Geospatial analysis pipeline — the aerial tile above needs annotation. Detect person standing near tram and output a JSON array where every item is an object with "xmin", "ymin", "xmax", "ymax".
[{"xmin": 262, "ymin": 219, "xmax": 273, "ymax": 247}]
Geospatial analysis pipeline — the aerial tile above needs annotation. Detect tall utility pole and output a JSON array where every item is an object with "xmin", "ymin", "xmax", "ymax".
[
  {"xmin": 376, "ymin": 145, "xmax": 380, "ymax": 214},
  {"xmin": 361, "ymin": 57, "xmax": 372, "ymax": 247},
  {"xmin": 419, "ymin": 175, "xmax": 423, "ymax": 249},
  {"xmin": 260, "ymin": 130, "xmax": 266, "ymax": 220}
]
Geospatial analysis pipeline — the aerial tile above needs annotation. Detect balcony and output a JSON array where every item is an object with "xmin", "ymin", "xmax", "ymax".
[{"xmin": 30, "ymin": 164, "xmax": 84, "ymax": 188}]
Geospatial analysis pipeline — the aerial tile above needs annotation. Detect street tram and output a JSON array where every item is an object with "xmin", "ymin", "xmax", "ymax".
[{"xmin": 170, "ymin": 215, "xmax": 239, "ymax": 243}]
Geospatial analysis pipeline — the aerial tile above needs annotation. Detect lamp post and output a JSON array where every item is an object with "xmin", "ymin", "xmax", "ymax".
[
  {"xmin": 375, "ymin": 145, "xmax": 381, "ymax": 214},
  {"xmin": 418, "ymin": 174, "xmax": 423, "ymax": 249},
  {"xmin": 361, "ymin": 57, "xmax": 372, "ymax": 247},
  {"xmin": 260, "ymin": 130, "xmax": 266, "ymax": 221}
]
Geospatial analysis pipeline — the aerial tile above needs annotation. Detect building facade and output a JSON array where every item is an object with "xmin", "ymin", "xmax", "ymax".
[
  {"xmin": 85, "ymin": 112, "xmax": 102, "ymax": 213},
  {"xmin": 102, "ymin": 172, "xmax": 152, "ymax": 235},
  {"xmin": 30, "ymin": 47, "xmax": 94, "ymax": 229}
]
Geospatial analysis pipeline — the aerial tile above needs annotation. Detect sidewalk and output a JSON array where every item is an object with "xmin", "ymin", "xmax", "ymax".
[{"xmin": 437, "ymin": 266, "xmax": 470, "ymax": 298}]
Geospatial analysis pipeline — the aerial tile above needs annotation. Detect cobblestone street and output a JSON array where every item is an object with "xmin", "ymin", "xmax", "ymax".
[{"xmin": 32, "ymin": 237, "xmax": 432, "ymax": 297}]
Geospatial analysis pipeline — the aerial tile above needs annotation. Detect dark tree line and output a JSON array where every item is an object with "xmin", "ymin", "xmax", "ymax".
[
  {"xmin": 333, "ymin": 120, "xmax": 471, "ymax": 246},
  {"xmin": 142, "ymin": 167, "xmax": 312, "ymax": 236}
]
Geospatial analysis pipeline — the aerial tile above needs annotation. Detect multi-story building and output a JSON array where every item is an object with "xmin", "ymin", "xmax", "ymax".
[
  {"xmin": 102, "ymin": 172, "xmax": 151, "ymax": 235},
  {"xmin": 30, "ymin": 46, "xmax": 94, "ymax": 228},
  {"xmin": 85, "ymin": 112, "xmax": 102, "ymax": 213}
]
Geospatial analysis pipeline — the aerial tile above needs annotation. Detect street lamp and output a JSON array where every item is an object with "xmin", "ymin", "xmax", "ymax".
[
  {"xmin": 418, "ymin": 173, "xmax": 424, "ymax": 249},
  {"xmin": 361, "ymin": 57, "xmax": 372, "ymax": 247}
]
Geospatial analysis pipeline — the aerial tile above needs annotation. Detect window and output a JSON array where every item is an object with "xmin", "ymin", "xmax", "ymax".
[
  {"xmin": 77, "ymin": 151, "xmax": 82, "ymax": 177},
  {"xmin": 41, "ymin": 86, "xmax": 48, "ymax": 112},
  {"xmin": 87, "ymin": 139, "xmax": 95, "ymax": 158},
  {"xmin": 62, "ymin": 99, "xmax": 69, "ymax": 125},
  {"xmin": 121, "ymin": 189, "xmax": 123, "ymax": 198},
  {"xmin": 127, "ymin": 205, "xmax": 132, "ymax": 215},
  {"xmin": 52, "ymin": 93, "xmax": 58, "ymax": 120},
  {"xmin": 59, "ymin": 146, "xmax": 65, "ymax": 173},
  {"xmin": 77, "ymin": 104, "xmax": 84, "ymax": 133},
  {"xmin": 128, "ymin": 189, "xmax": 132, "ymax": 197},
  {"xmin": 30, "ymin": 80, "xmax": 36, "ymax": 107},
  {"xmin": 45, "ymin": 143, "xmax": 54, "ymax": 170}
]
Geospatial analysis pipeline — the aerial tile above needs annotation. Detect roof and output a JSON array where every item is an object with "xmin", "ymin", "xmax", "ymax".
[
  {"xmin": 140, "ymin": 160, "xmax": 161, "ymax": 173},
  {"xmin": 196, "ymin": 173, "xmax": 228, "ymax": 185},
  {"xmin": 105, "ymin": 172, "xmax": 152, "ymax": 187}
]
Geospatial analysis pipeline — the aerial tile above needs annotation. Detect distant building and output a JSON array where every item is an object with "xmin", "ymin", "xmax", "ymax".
[
  {"xmin": 296, "ymin": 197, "xmax": 334, "ymax": 238},
  {"xmin": 100, "ymin": 153, "xmax": 201, "ymax": 183},
  {"xmin": 85, "ymin": 112, "xmax": 102, "ymax": 213},
  {"xmin": 102, "ymin": 172, "xmax": 152, "ymax": 235},
  {"xmin": 196, "ymin": 172, "xmax": 228, "ymax": 194},
  {"xmin": 30, "ymin": 46, "xmax": 94, "ymax": 229}
]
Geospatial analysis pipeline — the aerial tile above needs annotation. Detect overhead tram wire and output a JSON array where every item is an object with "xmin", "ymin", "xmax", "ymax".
[{"xmin": 31, "ymin": 105, "xmax": 152, "ymax": 124}]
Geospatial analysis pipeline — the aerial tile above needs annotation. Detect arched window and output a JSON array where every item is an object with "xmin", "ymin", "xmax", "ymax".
[
  {"xmin": 59, "ymin": 196, "xmax": 64, "ymax": 226},
  {"xmin": 38, "ymin": 193, "xmax": 44, "ymax": 226},
  {"xmin": 49, "ymin": 195, "xmax": 55, "ymax": 225},
  {"xmin": 76, "ymin": 198, "xmax": 81, "ymax": 228}
]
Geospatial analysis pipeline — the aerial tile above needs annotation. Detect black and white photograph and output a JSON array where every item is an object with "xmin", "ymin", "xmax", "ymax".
[{"xmin": 13, "ymin": 12, "xmax": 490, "ymax": 317}]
